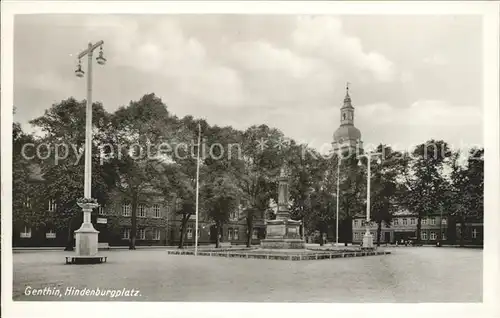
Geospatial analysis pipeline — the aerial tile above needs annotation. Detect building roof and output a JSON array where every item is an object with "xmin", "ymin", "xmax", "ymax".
[
  {"xmin": 333, "ymin": 125, "xmax": 361, "ymax": 142},
  {"xmin": 333, "ymin": 85, "xmax": 362, "ymax": 143}
]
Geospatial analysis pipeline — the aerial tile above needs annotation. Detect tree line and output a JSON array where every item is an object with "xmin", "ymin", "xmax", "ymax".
[{"xmin": 13, "ymin": 94, "xmax": 484, "ymax": 249}]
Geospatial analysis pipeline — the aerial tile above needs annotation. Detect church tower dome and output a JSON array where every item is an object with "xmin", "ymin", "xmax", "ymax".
[{"xmin": 332, "ymin": 83, "xmax": 363, "ymax": 155}]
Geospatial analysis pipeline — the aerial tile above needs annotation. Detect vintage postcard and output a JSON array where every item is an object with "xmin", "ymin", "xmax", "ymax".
[{"xmin": 1, "ymin": 1, "xmax": 499, "ymax": 318}]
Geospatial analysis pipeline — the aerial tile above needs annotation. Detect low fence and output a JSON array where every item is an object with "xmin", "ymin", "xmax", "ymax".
[{"xmin": 167, "ymin": 249, "xmax": 391, "ymax": 261}]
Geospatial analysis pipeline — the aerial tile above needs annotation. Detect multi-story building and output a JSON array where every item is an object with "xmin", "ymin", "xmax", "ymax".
[
  {"xmin": 13, "ymin": 166, "xmax": 268, "ymax": 247},
  {"xmin": 166, "ymin": 200, "xmax": 267, "ymax": 246},
  {"xmin": 352, "ymin": 210, "xmax": 483, "ymax": 245},
  {"xmin": 96, "ymin": 188, "xmax": 170, "ymax": 247}
]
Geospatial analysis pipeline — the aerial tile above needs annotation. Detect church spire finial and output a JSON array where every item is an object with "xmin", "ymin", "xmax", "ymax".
[{"xmin": 343, "ymin": 81, "xmax": 352, "ymax": 107}]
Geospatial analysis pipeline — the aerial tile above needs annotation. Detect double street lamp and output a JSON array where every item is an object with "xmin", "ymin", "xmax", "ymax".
[
  {"xmin": 72, "ymin": 41, "xmax": 107, "ymax": 261},
  {"xmin": 357, "ymin": 152, "xmax": 382, "ymax": 249},
  {"xmin": 75, "ymin": 41, "xmax": 106, "ymax": 199}
]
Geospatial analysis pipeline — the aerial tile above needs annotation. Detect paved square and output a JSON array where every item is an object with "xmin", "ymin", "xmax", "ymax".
[{"xmin": 13, "ymin": 247, "xmax": 482, "ymax": 302}]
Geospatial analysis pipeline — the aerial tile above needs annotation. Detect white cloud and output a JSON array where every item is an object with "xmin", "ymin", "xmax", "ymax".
[
  {"xmin": 423, "ymin": 53, "xmax": 448, "ymax": 65},
  {"xmin": 356, "ymin": 100, "xmax": 482, "ymax": 149},
  {"xmin": 13, "ymin": 15, "xmax": 482, "ymax": 155},
  {"xmin": 400, "ymin": 70, "xmax": 414, "ymax": 83},
  {"xmin": 28, "ymin": 71, "xmax": 76, "ymax": 94},
  {"xmin": 291, "ymin": 16, "xmax": 397, "ymax": 82},
  {"xmin": 83, "ymin": 16, "xmax": 246, "ymax": 108},
  {"xmin": 228, "ymin": 41, "xmax": 321, "ymax": 78}
]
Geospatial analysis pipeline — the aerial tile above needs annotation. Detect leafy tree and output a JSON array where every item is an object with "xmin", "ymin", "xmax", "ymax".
[
  {"xmin": 448, "ymin": 148, "xmax": 484, "ymax": 246},
  {"xmin": 369, "ymin": 145, "xmax": 399, "ymax": 246},
  {"xmin": 202, "ymin": 174, "xmax": 241, "ymax": 248},
  {"xmin": 108, "ymin": 93, "xmax": 174, "ymax": 250},
  {"xmin": 237, "ymin": 125, "xmax": 285, "ymax": 247},
  {"xmin": 12, "ymin": 123, "xmax": 46, "ymax": 231},
  {"xmin": 397, "ymin": 140, "xmax": 451, "ymax": 245},
  {"xmin": 338, "ymin": 153, "xmax": 366, "ymax": 244},
  {"xmin": 289, "ymin": 144, "xmax": 329, "ymax": 239},
  {"xmin": 28, "ymin": 98, "xmax": 114, "ymax": 250}
]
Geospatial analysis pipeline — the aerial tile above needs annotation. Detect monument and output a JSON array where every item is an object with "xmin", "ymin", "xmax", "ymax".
[{"xmin": 260, "ymin": 165, "xmax": 306, "ymax": 249}]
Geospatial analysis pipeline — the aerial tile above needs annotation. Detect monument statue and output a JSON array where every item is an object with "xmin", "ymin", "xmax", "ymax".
[{"xmin": 260, "ymin": 163, "xmax": 305, "ymax": 249}]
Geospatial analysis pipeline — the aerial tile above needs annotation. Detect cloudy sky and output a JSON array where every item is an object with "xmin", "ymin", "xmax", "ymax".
[{"xmin": 14, "ymin": 14, "xmax": 482, "ymax": 151}]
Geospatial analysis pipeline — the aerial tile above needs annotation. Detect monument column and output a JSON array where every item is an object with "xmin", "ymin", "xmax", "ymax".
[{"xmin": 260, "ymin": 165, "xmax": 305, "ymax": 249}]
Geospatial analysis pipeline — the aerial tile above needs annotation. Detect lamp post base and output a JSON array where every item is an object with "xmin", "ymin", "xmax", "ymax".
[
  {"xmin": 68, "ymin": 202, "xmax": 103, "ymax": 264},
  {"xmin": 75, "ymin": 225, "xmax": 99, "ymax": 256},
  {"xmin": 362, "ymin": 232, "xmax": 374, "ymax": 250}
]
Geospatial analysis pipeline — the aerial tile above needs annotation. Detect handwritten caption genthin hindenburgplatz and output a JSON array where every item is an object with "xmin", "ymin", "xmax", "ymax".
[{"xmin": 24, "ymin": 286, "xmax": 141, "ymax": 298}]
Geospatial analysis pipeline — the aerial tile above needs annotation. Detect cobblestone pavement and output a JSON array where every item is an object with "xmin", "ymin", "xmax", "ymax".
[{"xmin": 12, "ymin": 246, "xmax": 482, "ymax": 302}]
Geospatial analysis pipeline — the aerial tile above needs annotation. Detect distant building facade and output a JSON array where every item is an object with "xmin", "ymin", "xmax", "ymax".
[
  {"xmin": 351, "ymin": 211, "xmax": 483, "ymax": 245},
  {"xmin": 13, "ymin": 177, "xmax": 268, "ymax": 247}
]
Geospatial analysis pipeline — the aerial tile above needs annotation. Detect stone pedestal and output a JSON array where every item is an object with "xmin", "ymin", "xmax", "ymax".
[
  {"xmin": 362, "ymin": 231, "xmax": 374, "ymax": 249},
  {"xmin": 260, "ymin": 219, "xmax": 306, "ymax": 249},
  {"xmin": 75, "ymin": 223, "xmax": 99, "ymax": 256},
  {"xmin": 66, "ymin": 202, "xmax": 105, "ymax": 264},
  {"xmin": 260, "ymin": 166, "xmax": 305, "ymax": 250}
]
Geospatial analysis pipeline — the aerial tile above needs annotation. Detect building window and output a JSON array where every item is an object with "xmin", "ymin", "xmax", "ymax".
[
  {"xmin": 430, "ymin": 231, "xmax": 437, "ymax": 240},
  {"xmin": 472, "ymin": 228, "xmax": 478, "ymax": 239},
  {"xmin": 252, "ymin": 229, "xmax": 258, "ymax": 239},
  {"xmin": 48, "ymin": 199, "xmax": 57, "ymax": 212},
  {"xmin": 410, "ymin": 218, "xmax": 415, "ymax": 225},
  {"xmin": 230, "ymin": 209, "xmax": 239, "ymax": 220},
  {"xmin": 121, "ymin": 228, "xmax": 130, "ymax": 240},
  {"xmin": 402, "ymin": 218, "xmax": 407, "ymax": 225},
  {"xmin": 20, "ymin": 226, "xmax": 31, "ymax": 238},
  {"xmin": 122, "ymin": 204, "xmax": 131, "ymax": 216},
  {"xmin": 137, "ymin": 228, "xmax": 146, "ymax": 240},
  {"xmin": 421, "ymin": 231, "xmax": 427, "ymax": 240},
  {"xmin": 442, "ymin": 232, "xmax": 447, "ymax": 240},
  {"xmin": 430, "ymin": 218, "xmax": 436, "ymax": 225},
  {"xmin": 442, "ymin": 218, "xmax": 447, "ymax": 225},
  {"xmin": 45, "ymin": 229, "xmax": 56, "ymax": 239},
  {"xmin": 422, "ymin": 218, "xmax": 427, "ymax": 225},
  {"xmin": 98, "ymin": 205, "xmax": 105, "ymax": 215},
  {"xmin": 153, "ymin": 204, "xmax": 161, "ymax": 218},
  {"xmin": 138, "ymin": 205, "xmax": 146, "ymax": 218},
  {"xmin": 187, "ymin": 227, "xmax": 193, "ymax": 239},
  {"xmin": 354, "ymin": 232, "xmax": 359, "ymax": 240},
  {"xmin": 152, "ymin": 228, "xmax": 160, "ymax": 240},
  {"xmin": 234, "ymin": 228, "xmax": 239, "ymax": 240},
  {"xmin": 24, "ymin": 197, "xmax": 31, "ymax": 208},
  {"xmin": 353, "ymin": 220, "xmax": 358, "ymax": 227},
  {"xmin": 393, "ymin": 219, "xmax": 398, "ymax": 226},
  {"xmin": 228, "ymin": 228, "xmax": 233, "ymax": 240},
  {"xmin": 361, "ymin": 220, "xmax": 366, "ymax": 227}
]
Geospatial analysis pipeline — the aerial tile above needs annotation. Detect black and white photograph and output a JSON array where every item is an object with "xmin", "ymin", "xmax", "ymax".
[{"xmin": 2, "ymin": 1, "xmax": 499, "ymax": 318}]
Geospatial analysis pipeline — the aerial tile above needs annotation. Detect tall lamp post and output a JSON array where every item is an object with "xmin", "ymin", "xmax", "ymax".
[
  {"xmin": 335, "ymin": 156, "xmax": 341, "ymax": 246},
  {"xmin": 194, "ymin": 122, "xmax": 201, "ymax": 256},
  {"xmin": 357, "ymin": 152, "xmax": 382, "ymax": 250},
  {"xmin": 70, "ymin": 41, "xmax": 107, "ymax": 263}
]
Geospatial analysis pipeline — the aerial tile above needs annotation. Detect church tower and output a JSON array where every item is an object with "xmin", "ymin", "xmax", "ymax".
[{"xmin": 332, "ymin": 83, "xmax": 363, "ymax": 155}]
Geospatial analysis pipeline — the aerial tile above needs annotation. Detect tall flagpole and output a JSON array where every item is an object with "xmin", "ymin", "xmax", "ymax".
[{"xmin": 195, "ymin": 122, "xmax": 201, "ymax": 256}]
